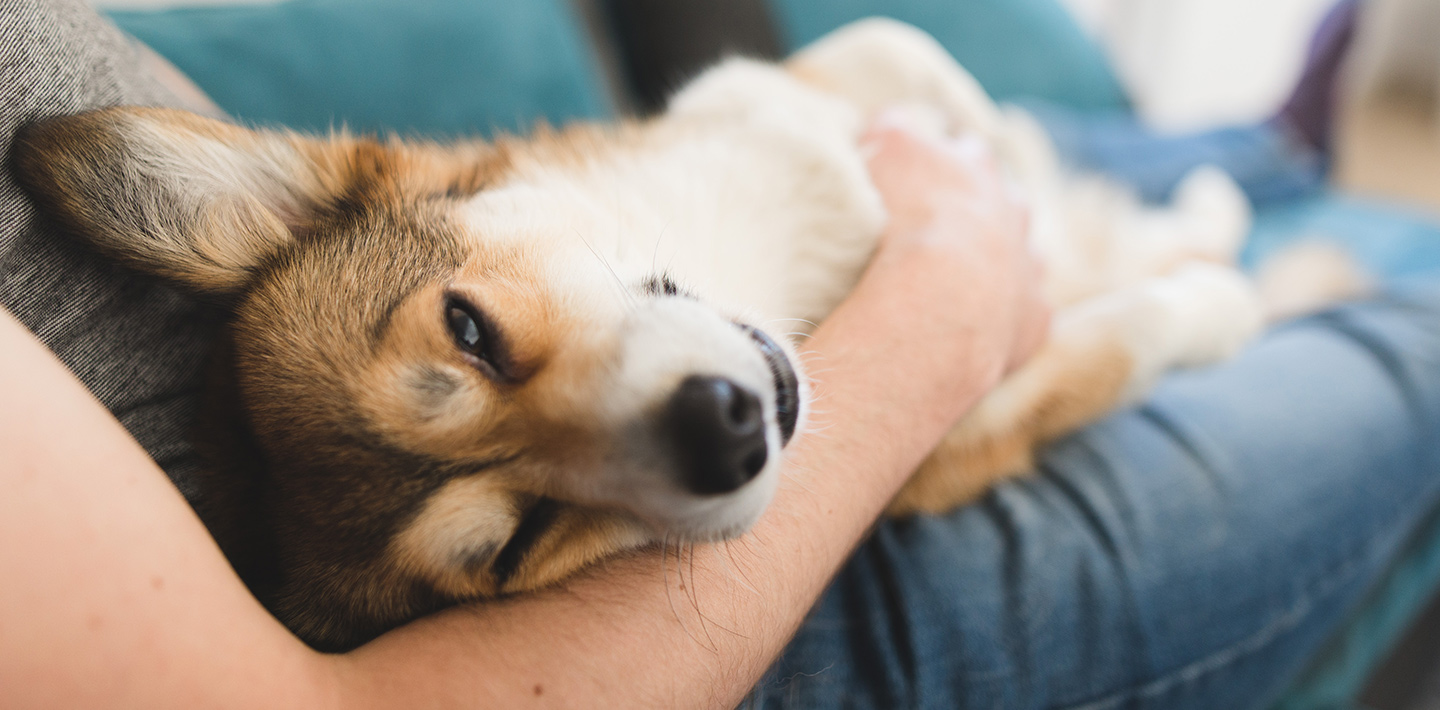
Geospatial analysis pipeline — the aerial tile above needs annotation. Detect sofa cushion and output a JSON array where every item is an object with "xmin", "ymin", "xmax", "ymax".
[
  {"xmin": 108, "ymin": 0, "xmax": 612, "ymax": 137},
  {"xmin": 771, "ymin": 0, "xmax": 1129, "ymax": 110}
]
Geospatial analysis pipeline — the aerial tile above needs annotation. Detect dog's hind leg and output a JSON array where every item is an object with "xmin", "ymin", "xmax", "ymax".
[{"xmin": 887, "ymin": 263, "xmax": 1264, "ymax": 515}]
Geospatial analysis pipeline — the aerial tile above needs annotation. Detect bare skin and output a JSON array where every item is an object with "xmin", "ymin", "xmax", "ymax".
[{"xmin": 0, "ymin": 122, "xmax": 1047, "ymax": 710}]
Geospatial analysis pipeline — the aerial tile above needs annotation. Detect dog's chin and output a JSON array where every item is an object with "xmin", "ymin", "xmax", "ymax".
[{"xmin": 638, "ymin": 462, "xmax": 782, "ymax": 542}]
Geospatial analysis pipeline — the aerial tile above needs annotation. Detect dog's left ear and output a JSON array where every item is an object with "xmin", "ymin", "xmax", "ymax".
[
  {"xmin": 11, "ymin": 107, "xmax": 493, "ymax": 297},
  {"xmin": 11, "ymin": 107, "xmax": 360, "ymax": 296}
]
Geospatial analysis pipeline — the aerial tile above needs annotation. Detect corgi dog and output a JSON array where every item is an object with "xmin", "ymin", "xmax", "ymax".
[{"xmin": 14, "ymin": 18, "xmax": 1270, "ymax": 651}]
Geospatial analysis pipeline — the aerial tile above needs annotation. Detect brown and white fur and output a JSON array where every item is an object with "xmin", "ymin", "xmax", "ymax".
[{"xmin": 13, "ymin": 18, "xmax": 1269, "ymax": 650}]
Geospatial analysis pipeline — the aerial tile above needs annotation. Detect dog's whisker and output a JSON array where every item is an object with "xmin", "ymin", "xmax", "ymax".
[
  {"xmin": 762, "ymin": 317, "xmax": 820, "ymax": 328},
  {"xmin": 682, "ymin": 542, "xmax": 700, "ymax": 608},
  {"xmin": 713, "ymin": 540, "xmax": 761, "ymax": 596},
  {"xmin": 686, "ymin": 542, "xmax": 732, "ymax": 651},
  {"xmin": 650, "ymin": 219, "xmax": 673, "ymax": 277},
  {"xmin": 662, "ymin": 232, "xmax": 681, "ymax": 276},
  {"xmin": 661, "ymin": 536, "xmax": 712, "ymax": 649},
  {"xmin": 779, "ymin": 469, "xmax": 818, "ymax": 495},
  {"xmin": 682, "ymin": 543, "xmax": 704, "ymax": 625},
  {"xmin": 668, "ymin": 541, "xmax": 719, "ymax": 653},
  {"xmin": 574, "ymin": 227, "xmax": 638, "ymax": 310},
  {"xmin": 661, "ymin": 534, "xmax": 684, "ymax": 627},
  {"xmin": 727, "ymin": 542, "xmax": 761, "ymax": 601}
]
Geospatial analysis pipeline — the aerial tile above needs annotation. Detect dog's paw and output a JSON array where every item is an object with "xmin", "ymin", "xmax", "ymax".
[
  {"xmin": 1172, "ymin": 166, "xmax": 1252, "ymax": 263},
  {"xmin": 1255, "ymin": 241, "xmax": 1372, "ymax": 322},
  {"xmin": 1112, "ymin": 262, "xmax": 1263, "ymax": 400},
  {"xmin": 1152, "ymin": 261, "xmax": 1265, "ymax": 367}
]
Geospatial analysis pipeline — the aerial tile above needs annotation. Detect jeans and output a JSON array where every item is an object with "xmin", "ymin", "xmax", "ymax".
[
  {"xmin": 1022, "ymin": 101, "xmax": 1328, "ymax": 208},
  {"xmin": 753, "ymin": 120, "xmax": 1440, "ymax": 708}
]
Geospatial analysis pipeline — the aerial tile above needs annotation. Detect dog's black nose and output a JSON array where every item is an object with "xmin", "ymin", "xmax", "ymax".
[{"xmin": 666, "ymin": 375, "xmax": 769, "ymax": 495}]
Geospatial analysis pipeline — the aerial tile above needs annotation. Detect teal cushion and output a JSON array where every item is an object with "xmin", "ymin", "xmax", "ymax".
[
  {"xmin": 770, "ymin": 0, "xmax": 1129, "ymax": 110},
  {"xmin": 108, "ymin": 0, "xmax": 611, "ymax": 137}
]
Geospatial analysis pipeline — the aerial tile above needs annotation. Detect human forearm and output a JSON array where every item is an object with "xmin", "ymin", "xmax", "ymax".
[{"xmin": 0, "ymin": 308, "xmax": 334, "ymax": 710}]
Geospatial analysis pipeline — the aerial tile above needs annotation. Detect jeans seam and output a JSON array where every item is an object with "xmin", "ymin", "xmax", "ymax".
[{"xmin": 1055, "ymin": 525, "xmax": 1396, "ymax": 710}]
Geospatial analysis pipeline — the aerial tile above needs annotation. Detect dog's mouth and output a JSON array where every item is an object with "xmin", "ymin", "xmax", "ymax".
[{"xmin": 738, "ymin": 324, "xmax": 800, "ymax": 445}]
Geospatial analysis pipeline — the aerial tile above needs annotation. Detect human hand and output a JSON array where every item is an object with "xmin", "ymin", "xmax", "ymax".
[
  {"xmin": 863, "ymin": 113, "xmax": 1049, "ymax": 374},
  {"xmin": 830, "ymin": 115, "xmax": 1049, "ymax": 427}
]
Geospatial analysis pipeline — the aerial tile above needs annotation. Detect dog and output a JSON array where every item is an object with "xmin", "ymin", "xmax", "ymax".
[{"xmin": 13, "ymin": 18, "xmax": 1276, "ymax": 651}]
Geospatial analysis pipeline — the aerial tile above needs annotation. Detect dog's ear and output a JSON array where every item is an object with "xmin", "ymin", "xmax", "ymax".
[{"xmin": 11, "ymin": 107, "xmax": 365, "ymax": 296}]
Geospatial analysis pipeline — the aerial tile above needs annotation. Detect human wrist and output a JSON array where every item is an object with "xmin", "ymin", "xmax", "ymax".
[
  {"xmin": 838, "ymin": 234, "xmax": 1010, "ymax": 382},
  {"xmin": 798, "ymin": 278, "xmax": 1005, "ymax": 477}
]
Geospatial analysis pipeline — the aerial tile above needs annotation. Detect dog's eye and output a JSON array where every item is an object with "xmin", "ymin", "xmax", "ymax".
[
  {"xmin": 447, "ymin": 304, "xmax": 484, "ymax": 353},
  {"xmin": 446, "ymin": 299, "xmax": 501, "ymax": 372},
  {"xmin": 444, "ymin": 296, "xmax": 514, "ymax": 382}
]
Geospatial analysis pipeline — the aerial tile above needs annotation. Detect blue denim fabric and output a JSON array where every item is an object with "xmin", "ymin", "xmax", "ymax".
[
  {"xmin": 755, "ymin": 289, "xmax": 1440, "ymax": 709},
  {"xmin": 1021, "ymin": 101, "xmax": 1327, "ymax": 208}
]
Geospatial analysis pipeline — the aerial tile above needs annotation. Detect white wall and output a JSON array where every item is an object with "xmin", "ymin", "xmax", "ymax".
[{"xmin": 1058, "ymin": 0, "xmax": 1337, "ymax": 132}]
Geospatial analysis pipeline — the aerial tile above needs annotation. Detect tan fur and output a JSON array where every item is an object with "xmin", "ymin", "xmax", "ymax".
[
  {"xmin": 891, "ymin": 332, "xmax": 1136, "ymax": 514},
  {"xmin": 498, "ymin": 507, "xmax": 654, "ymax": 593},
  {"xmin": 390, "ymin": 475, "xmax": 522, "ymax": 597},
  {"xmin": 1255, "ymin": 241, "xmax": 1373, "ymax": 322}
]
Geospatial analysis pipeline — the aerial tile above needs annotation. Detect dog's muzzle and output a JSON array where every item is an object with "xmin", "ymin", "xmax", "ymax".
[{"xmin": 660, "ymin": 325, "xmax": 800, "ymax": 497}]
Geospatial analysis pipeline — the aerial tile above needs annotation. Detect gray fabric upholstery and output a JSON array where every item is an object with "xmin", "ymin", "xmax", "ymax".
[{"xmin": 0, "ymin": 0, "xmax": 219, "ymax": 496}]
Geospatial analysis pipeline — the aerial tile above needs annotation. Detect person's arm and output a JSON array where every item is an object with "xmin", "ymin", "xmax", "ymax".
[{"xmin": 0, "ymin": 122, "xmax": 1046, "ymax": 710}]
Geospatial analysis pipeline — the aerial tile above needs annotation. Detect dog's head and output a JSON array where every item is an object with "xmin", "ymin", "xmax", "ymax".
[{"xmin": 12, "ymin": 107, "xmax": 802, "ymax": 646}]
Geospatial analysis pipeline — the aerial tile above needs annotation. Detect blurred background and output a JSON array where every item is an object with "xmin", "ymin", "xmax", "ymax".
[
  {"xmin": 81, "ymin": 0, "xmax": 1440, "ymax": 707},
  {"xmin": 93, "ymin": 0, "xmax": 1440, "ymax": 219},
  {"xmin": 1062, "ymin": 0, "xmax": 1440, "ymax": 216}
]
